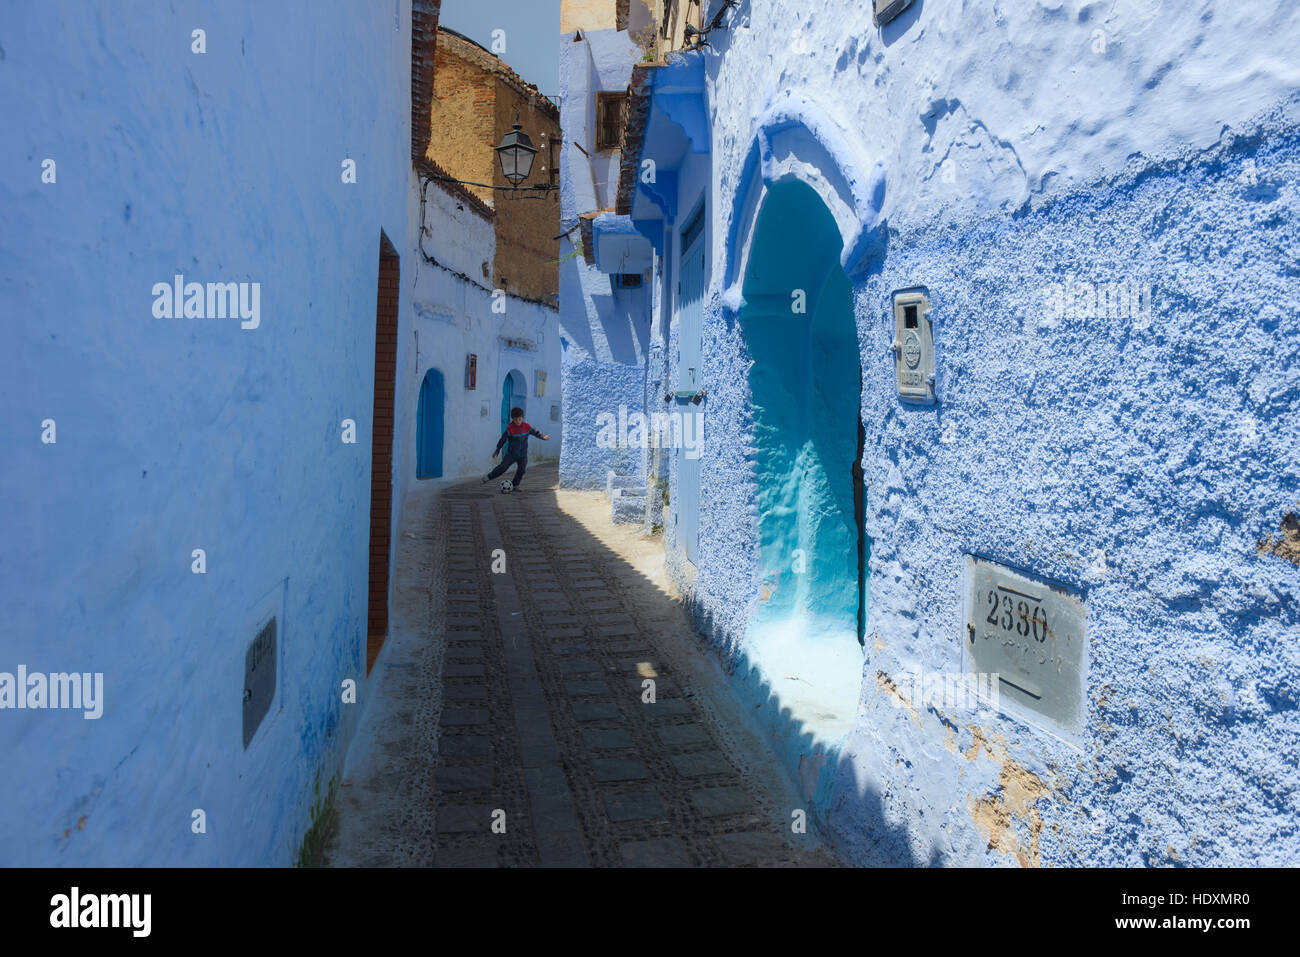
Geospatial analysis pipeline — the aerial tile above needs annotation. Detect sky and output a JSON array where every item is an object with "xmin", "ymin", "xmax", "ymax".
[{"xmin": 438, "ymin": 0, "xmax": 563, "ymax": 101}]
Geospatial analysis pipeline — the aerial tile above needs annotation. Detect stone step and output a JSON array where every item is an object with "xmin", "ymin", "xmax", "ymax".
[
  {"xmin": 605, "ymin": 470, "xmax": 644, "ymax": 499},
  {"xmin": 611, "ymin": 493, "xmax": 647, "ymax": 525}
]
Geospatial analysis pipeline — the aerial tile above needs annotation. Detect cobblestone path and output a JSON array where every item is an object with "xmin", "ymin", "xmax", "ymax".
[{"xmin": 333, "ymin": 462, "xmax": 838, "ymax": 868}]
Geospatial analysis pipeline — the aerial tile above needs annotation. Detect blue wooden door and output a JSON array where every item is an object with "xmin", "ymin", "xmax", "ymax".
[
  {"xmin": 501, "ymin": 370, "xmax": 526, "ymax": 435},
  {"xmin": 417, "ymin": 368, "xmax": 444, "ymax": 479},
  {"xmin": 677, "ymin": 207, "xmax": 705, "ymax": 564}
]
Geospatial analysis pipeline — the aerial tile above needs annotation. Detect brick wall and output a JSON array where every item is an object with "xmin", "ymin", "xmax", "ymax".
[
  {"xmin": 428, "ymin": 36, "xmax": 498, "ymax": 208},
  {"xmin": 492, "ymin": 79, "xmax": 561, "ymax": 306},
  {"xmin": 367, "ymin": 236, "xmax": 400, "ymax": 673},
  {"xmin": 411, "ymin": 0, "xmax": 442, "ymax": 163},
  {"xmin": 428, "ymin": 28, "xmax": 560, "ymax": 307}
]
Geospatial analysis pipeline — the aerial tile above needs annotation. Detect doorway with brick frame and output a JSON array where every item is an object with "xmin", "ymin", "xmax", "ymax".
[{"xmin": 367, "ymin": 231, "xmax": 400, "ymax": 674}]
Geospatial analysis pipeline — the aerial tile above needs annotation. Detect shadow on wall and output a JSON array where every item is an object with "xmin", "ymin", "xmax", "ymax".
[
  {"xmin": 683, "ymin": 600, "xmax": 935, "ymax": 866},
  {"xmin": 558, "ymin": 252, "xmax": 651, "ymax": 366}
]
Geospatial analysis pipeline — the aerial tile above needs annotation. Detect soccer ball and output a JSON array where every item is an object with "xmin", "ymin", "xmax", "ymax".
[{"xmin": 499, "ymin": 480, "xmax": 513, "ymax": 494}]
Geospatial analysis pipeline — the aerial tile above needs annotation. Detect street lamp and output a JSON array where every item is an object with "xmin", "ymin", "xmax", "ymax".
[
  {"xmin": 496, "ymin": 121, "xmax": 539, "ymax": 187},
  {"xmin": 421, "ymin": 114, "xmax": 555, "ymax": 199}
]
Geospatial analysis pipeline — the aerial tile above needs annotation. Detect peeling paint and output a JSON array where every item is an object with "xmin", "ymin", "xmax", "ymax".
[
  {"xmin": 875, "ymin": 670, "xmax": 919, "ymax": 726},
  {"xmin": 970, "ymin": 759, "xmax": 1049, "ymax": 868},
  {"xmin": 1258, "ymin": 512, "xmax": 1300, "ymax": 567}
]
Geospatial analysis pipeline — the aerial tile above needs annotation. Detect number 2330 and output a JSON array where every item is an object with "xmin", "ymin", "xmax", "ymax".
[{"xmin": 983, "ymin": 590, "xmax": 1048, "ymax": 643}]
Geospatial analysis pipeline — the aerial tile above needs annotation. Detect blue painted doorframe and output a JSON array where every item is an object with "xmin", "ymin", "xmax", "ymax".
[
  {"xmin": 417, "ymin": 367, "xmax": 444, "ymax": 479},
  {"xmin": 676, "ymin": 203, "xmax": 706, "ymax": 564}
]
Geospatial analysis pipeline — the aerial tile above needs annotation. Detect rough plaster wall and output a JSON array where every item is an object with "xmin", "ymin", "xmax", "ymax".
[
  {"xmin": 665, "ymin": 1, "xmax": 1300, "ymax": 865},
  {"xmin": 560, "ymin": 358, "xmax": 647, "ymax": 489},
  {"xmin": 559, "ymin": 241, "xmax": 651, "ymax": 366},
  {"xmin": 0, "ymin": 0, "xmax": 411, "ymax": 865},
  {"xmin": 560, "ymin": 29, "xmax": 636, "ymax": 219},
  {"xmin": 841, "ymin": 121, "xmax": 1300, "ymax": 867}
]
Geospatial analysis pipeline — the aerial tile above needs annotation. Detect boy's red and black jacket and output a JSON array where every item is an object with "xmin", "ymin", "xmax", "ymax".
[{"xmin": 496, "ymin": 421, "xmax": 544, "ymax": 458}]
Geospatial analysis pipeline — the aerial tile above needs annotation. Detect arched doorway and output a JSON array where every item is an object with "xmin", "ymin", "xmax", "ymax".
[
  {"xmin": 500, "ymin": 368, "xmax": 527, "ymax": 433},
  {"xmin": 417, "ymin": 367, "xmax": 445, "ymax": 479},
  {"xmin": 740, "ymin": 178, "xmax": 868, "ymax": 717}
]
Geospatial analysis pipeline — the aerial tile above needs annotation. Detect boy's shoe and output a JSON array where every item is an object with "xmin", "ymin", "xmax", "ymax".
[{"xmin": 481, "ymin": 474, "xmax": 492, "ymax": 484}]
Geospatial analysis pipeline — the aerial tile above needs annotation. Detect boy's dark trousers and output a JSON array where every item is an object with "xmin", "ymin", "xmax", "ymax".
[{"xmin": 487, "ymin": 454, "xmax": 527, "ymax": 487}]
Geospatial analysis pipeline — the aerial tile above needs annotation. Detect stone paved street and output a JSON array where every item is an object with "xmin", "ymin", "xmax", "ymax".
[{"xmin": 331, "ymin": 462, "xmax": 839, "ymax": 867}]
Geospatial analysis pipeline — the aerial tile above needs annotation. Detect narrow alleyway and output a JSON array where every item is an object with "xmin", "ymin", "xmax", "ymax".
[{"xmin": 329, "ymin": 462, "xmax": 839, "ymax": 867}]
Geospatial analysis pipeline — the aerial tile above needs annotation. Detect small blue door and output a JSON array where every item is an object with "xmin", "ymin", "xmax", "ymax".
[
  {"xmin": 417, "ymin": 368, "xmax": 444, "ymax": 479},
  {"xmin": 501, "ymin": 369, "xmax": 526, "ymax": 435},
  {"xmin": 676, "ymin": 205, "xmax": 705, "ymax": 564}
]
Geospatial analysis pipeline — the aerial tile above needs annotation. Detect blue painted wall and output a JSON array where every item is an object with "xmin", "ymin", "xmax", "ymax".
[
  {"xmin": 0, "ymin": 0, "xmax": 411, "ymax": 865},
  {"xmin": 556, "ymin": 20, "xmax": 652, "ymax": 490},
  {"xmin": 394, "ymin": 175, "xmax": 562, "ymax": 494},
  {"xmin": 559, "ymin": 356, "xmax": 647, "ymax": 489},
  {"xmin": 652, "ymin": 1, "xmax": 1300, "ymax": 866}
]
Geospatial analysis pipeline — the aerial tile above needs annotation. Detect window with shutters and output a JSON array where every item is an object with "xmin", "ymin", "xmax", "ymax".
[{"xmin": 595, "ymin": 92, "xmax": 627, "ymax": 152}]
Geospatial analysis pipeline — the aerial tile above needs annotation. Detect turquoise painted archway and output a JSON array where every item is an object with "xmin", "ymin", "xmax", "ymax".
[{"xmin": 741, "ymin": 179, "xmax": 868, "ymax": 643}]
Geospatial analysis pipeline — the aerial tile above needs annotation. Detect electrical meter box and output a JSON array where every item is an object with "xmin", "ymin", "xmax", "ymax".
[{"xmin": 891, "ymin": 287, "xmax": 935, "ymax": 403}]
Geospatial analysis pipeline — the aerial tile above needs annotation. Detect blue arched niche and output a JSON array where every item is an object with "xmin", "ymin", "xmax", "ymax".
[{"xmin": 741, "ymin": 178, "xmax": 869, "ymax": 646}]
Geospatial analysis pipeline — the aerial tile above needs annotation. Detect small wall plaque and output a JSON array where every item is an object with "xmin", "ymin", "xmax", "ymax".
[
  {"xmin": 963, "ymin": 557, "xmax": 1087, "ymax": 739},
  {"xmin": 242, "ymin": 617, "xmax": 277, "ymax": 749}
]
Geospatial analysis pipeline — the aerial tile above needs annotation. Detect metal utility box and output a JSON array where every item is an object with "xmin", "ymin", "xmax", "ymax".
[{"xmin": 891, "ymin": 287, "xmax": 936, "ymax": 404}]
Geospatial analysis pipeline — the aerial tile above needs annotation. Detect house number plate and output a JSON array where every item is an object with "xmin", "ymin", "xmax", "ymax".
[{"xmin": 963, "ymin": 557, "xmax": 1087, "ymax": 738}]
